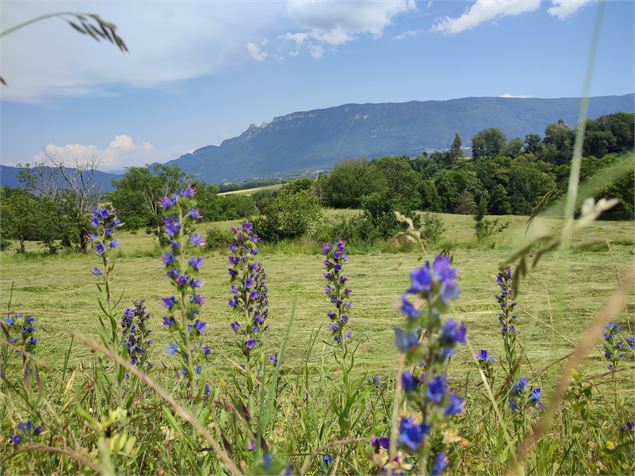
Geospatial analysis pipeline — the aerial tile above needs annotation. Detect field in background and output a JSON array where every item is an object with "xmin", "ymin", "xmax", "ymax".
[
  {"xmin": 217, "ymin": 183, "xmax": 284, "ymax": 196},
  {"xmin": 0, "ymin": 212, "xmax": 633, "ymax": 388}
]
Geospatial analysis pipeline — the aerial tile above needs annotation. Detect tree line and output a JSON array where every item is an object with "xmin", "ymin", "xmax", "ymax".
[
  {"xmin": 1, "ymin": 112, "xmax": 632, "ymax": 252},
  {"xmin": 318, "ymin": 112, "xmax": 634, "ymax": 221}
]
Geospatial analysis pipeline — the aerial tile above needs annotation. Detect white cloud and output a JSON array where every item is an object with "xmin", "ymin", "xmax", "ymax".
[
  {"xmin": 247, "ymin": 41, "xmax": 268, "ymax": 61},
  {"xmin": 281, "ymin": 0, "xmax": 415, "ymax": 57},
  {"xmin": 433, "ymin": 0, "xmax": 542, "ymax": 34},
  {"xmin": 392, "ymin": 29, "xmax": 422, "ymax": 40},
  {"xmin": 547, "ymin": 0, "xmax": 595, "ymax": 19},
  {"xmin": 309, "ymin": 45, "xmax": 324, "ymax": 58},
  {"xmin": 0, "ymin": 2, "xmax": 282, "ymax": 101},
  {"xmin": 31, "ymin": 134, "xmax": 163, "ymax": 170},
  {"xmin": 500, "ymin": 93, "xmax": 531, "ymax": 98}
]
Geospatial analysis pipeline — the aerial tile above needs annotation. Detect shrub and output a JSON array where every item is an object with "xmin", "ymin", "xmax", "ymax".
[
  {"xmin": 254, "ymin": 189, "xmax": 322, "ymax": 241},
  {"xmin": 361, "ymin": 192, "xmax": 421, "ymax": 240},
  {"xmin": 205, "ymin": 226, "xmax": 233, "ymax": 251},
  {"xmin": 419, "ymin": 213, "xmax": 445, "ymax": 245}
]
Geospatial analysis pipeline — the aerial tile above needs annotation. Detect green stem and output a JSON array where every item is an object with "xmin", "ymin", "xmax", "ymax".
[
  {"xmin": 0, "ymin": 12, "xmax": 76, "ymax": 38},
  {"xmin": 177, "ymin": 207, "xmax": 193, "ymax": 398},
  {"xmin": 560, "ymin": 0, "xmax": 605, "ymax": 250}
]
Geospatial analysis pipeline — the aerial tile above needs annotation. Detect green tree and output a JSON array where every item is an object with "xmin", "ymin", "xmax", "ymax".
[
  {"xmin": 448, "ymin": 133, "xmax": 463, "ymax": 163},
  {"xmin": 322, "ymin": 159, "xmax": 383, "ymax": 208},
  {"xmin": 0, "ymin": 187, "xmax": 63, "ymax": 253},
  {"xmin": 524, "ymin": 133, "xmax": 543, "ymax": 155},
  {"xmin": 111, "ymin": 164, "xmax": 188, "ymax": 236},
  {"xmin": 471, "ymin": 128, "xmax": 507, "ymax": 159},
  {"xmin": 508, "ymin": 157, "xmax": 556, "ymax": 214},
  {"xmin": 502, "ymin": 138, "xmax": 523, "ymax": 158},
  {"xmin": 369, "ymin": 156, "xmax": 422, "ymax": 211},
  {"xmin": 254, "ymin": 189, "xmax": 322, "ymax": 241},
  {"xmin": 419, "ymin": 180, "xmax": 442, "ymax": 212},
  {"xmin": 541, "ymin": 119, "xmax": 574, "ymax": 165}
]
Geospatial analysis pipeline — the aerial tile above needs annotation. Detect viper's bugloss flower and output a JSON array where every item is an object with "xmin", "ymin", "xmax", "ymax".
[
  {"xmin": 188, "ymin": 319, "xmax": 207, "ymax": 335},
  {"xmin": 227, "ymin": 222, "xmax": 269, "ymax": 360},
  {"xmin": 394, "ymin": 255, "xmax": 465, "ymax": 466},
  {"xmin": 444, "ymin": 392, "xmax": 464, "ymax": 415},
  {"xmin": 160, "ymin": 186, "xmax": 210, "ymax": 386},
  {"xmin": 121, "ymin": 300, "xmax": 152, "ymax": 368},
  {"xmin": 394, "ymin": 328, "xmax": 420, "ymax": 353},
  {"xmin": 370, "ymin": 435, "xmax": 390, "ymax": 452},
  {"xmin": 322, "ymin": 455, "xmax": 333, "ymax": 465},
  {"xmin": 245, "ymin": 338, "xmax": 257, "ymax": 350},
  {"xmin": 162, "ymin": 296, "xmax": 177, "ymax": 309},
  {"xmin": 92, "ymin": 267, "xmax": 103, "ymax": 277},
  {"xmin": 368, "ymin": 375, "xmax": 382, "ymax": 388},
  {"xmin": 407, "ymin": 256, "xmax": 459, "ymax": 305},
  {"xmin": 188, "ymin": 256, "xmax": 203, "ymax": 271},
  {"xmin": 402, "ymin": 371, "xmax": 418, "ymax": 392},
  {"xmin": 91, "ymin": 206, "xmax": 122, "ymax": 259},
  {"xmin": 529, "ymin": 387, "xmax": 542, "ymax": 405},
  {"xmin": 167, "ymin": 343, "xmax": 179, "ymax": 355},
  {"xmin": 190, "ymin": 234, "xmax": 204, "ymax": 247},
  {"xmin": 9, "ymin": 419, "xmax": 43, "ymax": 446},
  {"xmin": 603, "ymin": 321, "xmax": 628, "ymax": 370},
  {"xmin": 476, "ymin": 349, "xmax": 496, "ymax": 362},
  {"xmin": 322, "ymin": 241, "xmax": 353, "ymax": 343},
  {"xmin": 17, "ymin": 420, "xmax": 32, "ymax": 431},
  {"xmin": 3, "ymin": 313, "xmax": 38, "ymax": 355},
  {"xmin": 398, "ymin": 417, "xmax": 429, "ymax": 451},
  {"xmin": 508, "ymin": 377, "xmax": 543, "ymax": 412},
  {"xmin": 431, "ymin": 452, "xmax": 448, "ymax": 476},
  {"xmin": 511, "ymin": 377, "xmax": 528, "ymax": 396},
  {"xmin": 401, "ymin": 295, "xmax": 422, "ymax": 319},
  {"xmin": 426, "ymin": 375, "xmax": 447, "ymax": 403},
  {"xmin": 496, "ymin": 268, "xmax": 517, "ymax": 335}
]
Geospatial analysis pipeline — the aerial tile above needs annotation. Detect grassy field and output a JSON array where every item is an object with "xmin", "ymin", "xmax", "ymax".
[
  {"xmin": 217, "ymin": 183, "xmax": 284, "ymax": 196},
  {"xmin": 1, "ymin": 212, "xmax": 633, "ymax": 386}
]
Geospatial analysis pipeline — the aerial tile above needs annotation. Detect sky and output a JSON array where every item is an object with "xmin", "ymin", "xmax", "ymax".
[{"xmin": 1, "ymin": 0, "xmax": 633, "ymax": 171}]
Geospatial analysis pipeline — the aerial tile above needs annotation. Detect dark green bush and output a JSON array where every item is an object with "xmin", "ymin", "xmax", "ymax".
[
  {"xmin": 205, "ymin": 227, "xmax": 233, "ymax": 251},
  {"xmin": 254, "ymin": 189, "xmax": 322, "ymax": 242}
]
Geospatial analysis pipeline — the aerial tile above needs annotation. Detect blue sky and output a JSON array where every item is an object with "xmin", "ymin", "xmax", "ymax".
[{"xmin": 1, "ymin": 0, "xmax": 633, "ymax": 171}]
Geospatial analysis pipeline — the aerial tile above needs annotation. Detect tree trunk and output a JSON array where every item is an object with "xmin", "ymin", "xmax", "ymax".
[
  {"xmin": 79, "ymin": 225, "xmax": 89, "ymax": 253},
  {"xmin": 19, "ymin": 235, "xmax": 26, "ymax": 254}
]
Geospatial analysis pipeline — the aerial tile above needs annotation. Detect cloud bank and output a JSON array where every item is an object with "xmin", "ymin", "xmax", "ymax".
[
  {"xmin": 433, "ymin": 0, "xmax": 595, "ymax": 34},
  {"xmin": 30, "ymin": 135, "xmax": 162, "ymax": 170}
]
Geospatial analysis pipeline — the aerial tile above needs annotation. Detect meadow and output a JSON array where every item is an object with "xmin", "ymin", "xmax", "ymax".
[
  {"xmin": 1, "ymin": 208, "xmax": 634, "ymax": 475},
  {"xmin": 1, "ymin": 212, "xmax": 633, "ymax": 375}
]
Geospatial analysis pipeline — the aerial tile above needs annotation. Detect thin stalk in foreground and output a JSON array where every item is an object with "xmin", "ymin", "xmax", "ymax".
[
  {"xmin": 72, "ymin": 331, "xmax": 243, "ymax": 476},
  {"xmin": 507, "ymin": 261, "xmax": 635, "ymax": 476}
]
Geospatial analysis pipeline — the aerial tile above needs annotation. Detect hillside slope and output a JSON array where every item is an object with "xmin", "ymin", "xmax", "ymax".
[{"xmin": 167, "ymin": 94, "xmax": 635, "ymax": 182}]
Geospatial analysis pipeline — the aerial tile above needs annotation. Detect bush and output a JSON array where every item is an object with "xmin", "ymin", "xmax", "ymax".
[
  {"xmin": 254, "ymin": 189, "xmax": 322, "ymax": 242},
  {"xmin": 361, "ymin": 192, "xmax": 421, "ymax": 240},
  {"xmin": 217, "ymin": 195, "xmax": 258, "ymax": 220},
  {"xmin": 205, "ymin": 227, "xmax": 233, "ymax": 251},
  {"xmin": 419, "ymin": 213, "xmax": 445, "ymax": 245},
  {"xmin": 309, "ymin": 214, "xmax": 368, "ymax": 243}
]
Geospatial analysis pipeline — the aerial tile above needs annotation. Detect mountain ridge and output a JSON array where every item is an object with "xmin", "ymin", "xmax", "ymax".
[{"xmin": 167, "ymin": 94, "xmax": 635, "ymax": 182}]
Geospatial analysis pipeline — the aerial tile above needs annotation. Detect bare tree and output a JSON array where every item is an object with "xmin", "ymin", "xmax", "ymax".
[{"xmin": 44, "ymin": 150, "xmax": 102, "ymax": 252}]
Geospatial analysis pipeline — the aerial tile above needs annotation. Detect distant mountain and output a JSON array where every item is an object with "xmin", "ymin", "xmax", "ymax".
[
  {"xmin": 167, "ymin": 94, "xmax": 635, "ymax": 182},
  {"xmin": 0, "ymin": 164, "xmax": 119, "ymax": 192}
]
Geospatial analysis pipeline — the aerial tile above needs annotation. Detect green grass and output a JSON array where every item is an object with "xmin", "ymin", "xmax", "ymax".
[
  {"xmin": 1, "ymin": 211, "xmax": 634, "ymax": 475},
  {"xmin": 217, "ymin": 183, "xmax": 284, "ymax": 196},
  {"xmin": 1, "ymin": 212, "xmax": 633, "ymax": 382}
]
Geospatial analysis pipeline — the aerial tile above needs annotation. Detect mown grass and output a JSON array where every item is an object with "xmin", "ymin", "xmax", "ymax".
[
  {"xmin": 1, "ymin": 212, "xmax": 633, "ymax": 385},
  {"xmin": 217, "ymin": 184, "xmax": 284, "ymax": 196}
]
